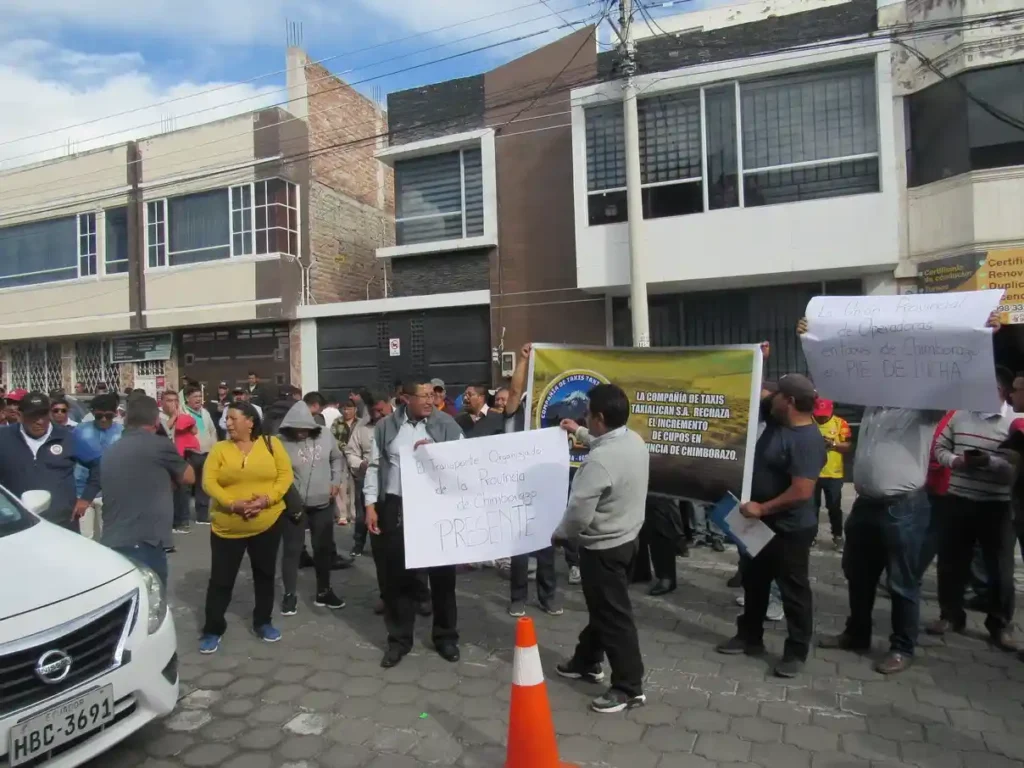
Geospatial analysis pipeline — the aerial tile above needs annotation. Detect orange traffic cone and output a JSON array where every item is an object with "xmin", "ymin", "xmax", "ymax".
[{"xmin": 505, "ymin": 617, "xmax": 578, "ymax": 768}]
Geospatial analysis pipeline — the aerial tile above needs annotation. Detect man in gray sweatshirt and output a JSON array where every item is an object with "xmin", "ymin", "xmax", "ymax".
[
  {"xmin": 552, "ymin": 383, "xmax": 650, "ymax": 714},
  {"xmin": 277, "ymin": 400, "xmax": 345, "ymax": 615}
]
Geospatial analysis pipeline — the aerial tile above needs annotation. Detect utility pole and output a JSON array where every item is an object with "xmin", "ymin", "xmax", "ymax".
[{"xmin": 620, "ymin": 0, "xmax": 650, "ymax": 347}]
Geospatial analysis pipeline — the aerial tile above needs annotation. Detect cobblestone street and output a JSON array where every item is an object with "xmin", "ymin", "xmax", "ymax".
[{"xmin": 91, "ymin": 516, "xmax": 1024, "ymax": 768}]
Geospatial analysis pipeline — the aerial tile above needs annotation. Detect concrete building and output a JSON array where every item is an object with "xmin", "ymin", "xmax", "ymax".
[{"xmin": 0, "ymin": 48, "xmax": 391, "ymax": 397}]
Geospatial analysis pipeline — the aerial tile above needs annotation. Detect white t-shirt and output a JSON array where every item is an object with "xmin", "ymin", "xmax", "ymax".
[{"xmin": 20, "ymin": 424, "xmax": 53, "ymax": 458}]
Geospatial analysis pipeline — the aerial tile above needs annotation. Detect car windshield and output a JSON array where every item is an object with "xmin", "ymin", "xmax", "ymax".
[{"xmin": 0, "ymin": 485, "xmax": 38, "ymax": 538}]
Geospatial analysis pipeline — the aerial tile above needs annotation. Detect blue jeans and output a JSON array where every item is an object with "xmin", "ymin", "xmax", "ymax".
[
  {"xmin": 691, "ymin": 501, "xmax": 724, "ymax": 543},
  {"xmin": 842, "ymin": 490, "xmax": 930, "ymax": 655},
  {"xmin": 112, "ymin": 543, "xmax": 169, "ymax": 587}
]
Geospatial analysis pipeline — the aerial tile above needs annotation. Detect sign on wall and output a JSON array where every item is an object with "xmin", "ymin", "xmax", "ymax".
[
  {"xmin": 111, "ymin": 333, "xmax": 173, "ymax": 364},
  {"xmin": 917, "ymin": 249, "xmax": 1024, "ymax": 324},
  {"xmin": 389, "ymin": 338, "xmax": 401, "ymax": 357}
]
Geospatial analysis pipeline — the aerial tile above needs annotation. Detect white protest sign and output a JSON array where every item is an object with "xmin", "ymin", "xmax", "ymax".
[
  {"xmin": 399, "ymin": 428, "xmax": 570, "ymax": 569},
  {"xmin": 800, "ymin": 290, "xmax": 1003, "ymax": 412}
]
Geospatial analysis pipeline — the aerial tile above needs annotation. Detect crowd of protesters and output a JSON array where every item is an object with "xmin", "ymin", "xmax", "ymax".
[{"xmin": 0, "ymin": 309, "xmax": 1022, "ymax": 714}]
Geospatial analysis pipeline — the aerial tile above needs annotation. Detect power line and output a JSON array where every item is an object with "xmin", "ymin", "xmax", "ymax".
[
  {"xmin": 0, "ymin": 0, "xmax": 604, "ymax": 171},
  {"xmin": 0, "ymin": 0, "xmax": 592, "ymax": 151}
]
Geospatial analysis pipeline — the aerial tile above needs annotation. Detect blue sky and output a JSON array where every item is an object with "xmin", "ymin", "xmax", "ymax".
[{"xmin": 0, "ymin": 0, "xmax": 728, "ymax": 167}]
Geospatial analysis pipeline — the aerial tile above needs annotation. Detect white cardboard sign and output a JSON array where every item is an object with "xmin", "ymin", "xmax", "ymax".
[
  {"xmin": 800, "ymin": 290, "xmax": 1003, "ymax": 412},
  {"xmin": 399, "ymin": 428, "xmax": 570, "ymax": 569}
]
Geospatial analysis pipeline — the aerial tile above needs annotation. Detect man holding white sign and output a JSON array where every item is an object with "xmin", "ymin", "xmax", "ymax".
[{"xmin": 363, "ymin": 380, "xmax": 464, "ymax": 669}]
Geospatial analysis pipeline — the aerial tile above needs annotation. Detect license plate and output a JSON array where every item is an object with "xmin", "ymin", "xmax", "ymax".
[{"xmin": 8, "ymin": 685, "xmax": 115, "ymax": 766}]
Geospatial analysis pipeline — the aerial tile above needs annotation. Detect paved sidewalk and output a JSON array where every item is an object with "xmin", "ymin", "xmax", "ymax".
[{"xmin": 91, "ymin": 518, "xmax": 1024, "ymax": 768}]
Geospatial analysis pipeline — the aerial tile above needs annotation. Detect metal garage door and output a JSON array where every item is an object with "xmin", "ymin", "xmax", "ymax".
[{"xmin": 317, "ymin": 306, "xmax": 491, "ymax": 398}]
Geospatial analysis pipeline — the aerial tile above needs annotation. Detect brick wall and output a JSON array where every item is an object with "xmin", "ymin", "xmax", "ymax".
[
  {"xmin": 304, "ymin": 61, "xmax": 394, "ymax": 303},
  {"xmin": 388, "ymin": 250, "xmax": 491, "ymax": 298},
  {"xmin": 307, "ymin": 181, "xmax": 391, "ymax": 304}
]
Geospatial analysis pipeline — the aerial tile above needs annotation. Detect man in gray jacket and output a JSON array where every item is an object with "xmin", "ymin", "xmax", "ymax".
[
  {"xmin": 278, "ymin": 400, "xmax": 345, "ymax": 615},
  {"xmin": 364, "ymin": 380, "xmax": 464, "ymax": 668},
  {"xmin": 553, "ymin": 383, "xmax": 649, "ymax": 714}
]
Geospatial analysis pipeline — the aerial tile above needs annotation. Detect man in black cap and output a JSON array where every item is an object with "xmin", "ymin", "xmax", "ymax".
[
  {"xmin": 218, "ymin": 386, "xmax": 263, "ymax": 433},
  {"xmin": 0, "ymin": 392, "xmax": 102, "ymax": 531},
  {"xmin": 716, "ymin": 373, "xmax": 826, "ymax": 678}
]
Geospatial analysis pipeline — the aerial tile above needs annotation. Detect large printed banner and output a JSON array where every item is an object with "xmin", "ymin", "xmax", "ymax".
[
  {"xmin": 526, "ymin": 344, "xmax": 763, "ymax": 503},
  {"xmin": 800, "ymin": 290, "xmax": 1003, "ymax": 413}
]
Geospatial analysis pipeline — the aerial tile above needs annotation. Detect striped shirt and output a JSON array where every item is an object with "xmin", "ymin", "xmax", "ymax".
[{"xmin": 933, "ymin": 403, "xmax": 1019, "ymax": 501}]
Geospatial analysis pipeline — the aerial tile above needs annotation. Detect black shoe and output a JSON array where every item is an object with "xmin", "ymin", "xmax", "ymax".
[
  {"xmin": 677, "ymin": 539, "xmax": 690, "ymax": 558},
  {"xmin": 556, "ymin": 659, "xmax": 605, "ymax": 684},
  {"xmin": 417, "ymin": 600, "xmax": 433, "ymax": 617},
  {"xmin": 649, "ymin": 579, "xmax": 676, "ymax": 597},
  {"xmin": 727, "ymin": 570, "xmax": 742, "ymax": 588},
  {"xmin": 711, "ymin": 538, "xmax": 726, "ymax": 553},
  {"xmin": 381, "ymin": 646, "xmax": 406, "ymax": 668},
  {"xmin": 281, "ymin": 593, "xmax": 298, "ymax": 616},
  {"xmin": 163, "ymin": 546, "xmax": 176, "ymax": 554},
  {"xmin": 716, "ymin": 635, "xmax": 765, "ymax": 656},
  {"xmin": 350, "ymin": 547, "xmax": 363, "ymax": 558},
  {"xmin": 436, "ymin": 643, "xmax": 460, "ymax": 663},
  {"xmin": 591, "ymin": 688, "xmax": 646, "ymax": 713},
  {"xmin": 774, "ymin": 657, "xmax": 804, "ymax": 678},
  {"xmin": 314, "ymin": 589, "xmax": 345, "ymax": 609},
  {"xmin": 298, "ymin": 549, "xmax": 314, "ymax": 569},
  {"xmin": 330, "ymin": 553, "xmax": 353, "ymax": 570}
]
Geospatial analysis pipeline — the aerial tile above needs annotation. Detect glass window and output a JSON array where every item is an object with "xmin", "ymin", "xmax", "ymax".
[
  {"xmin": 966, "ymin": 63, "xmax": 1024, "ymax": 171},
  {"xmin": 705, "ymin": 85, "xmax": 739, "ymax": 210},
  {"xmin": 585, "ymin": 105, "xmax": 628, "ymax": 225},
  {"xmin": 104, "ymin": 207, "xmax": 129, "ymax": 274},
  {"xmin": 146, "ymin": 200, "xmax": 166, "ymax": 268},
  {"xmin": 394, "ymin": 148, "xmax": 483, "ymax": 245},
  {"xmin": 78, "ymin": 212, "xmax": 97, "ymax": 277},
  {"xmin": 0, "ymin": 216, "xmax": 78, "ymax": 289},
  {"xmin": 638, "ymin": 91, "xmax": 703, "ymax": 219},
  {"xmin": 167, "ymin": 188, "xmax": 230, "ymax": 266}
]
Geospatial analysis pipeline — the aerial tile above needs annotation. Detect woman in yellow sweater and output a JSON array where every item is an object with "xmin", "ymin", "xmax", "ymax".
[{"xmin": 199, "ymin": 402, "xmax": 293, "ymax": 653}]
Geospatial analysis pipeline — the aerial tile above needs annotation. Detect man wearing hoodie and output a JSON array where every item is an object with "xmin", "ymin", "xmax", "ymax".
[
  {"xmin": 278, "ymin": 400, "xmax": 346, "ymax": 614},
  {"xmin": 553, "ymin": 384, "xmax": 650, "ymax": 714}
]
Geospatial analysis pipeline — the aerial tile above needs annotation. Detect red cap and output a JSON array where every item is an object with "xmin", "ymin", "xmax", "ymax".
[
  {"xmin": 1011, "ymin": 417, "xmax": 1024, "ymax": 434},
  {"xmin": 813, "ymin": 398, "xmax": 834, "ymax": 418},
  {"xmin": 6, "ymin": 389, "xmax": 28, "ymax": 402}
]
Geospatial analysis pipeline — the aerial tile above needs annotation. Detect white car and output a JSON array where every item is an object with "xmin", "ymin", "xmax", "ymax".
[{"xmin": 0, "ymin": 487, "xmax": 178, "ymax": 767}]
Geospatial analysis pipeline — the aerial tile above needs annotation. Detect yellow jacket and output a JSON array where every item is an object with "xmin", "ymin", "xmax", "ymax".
[{"xmin": 203, "ymin": 436, "xmax": 294, "ymax": 538}]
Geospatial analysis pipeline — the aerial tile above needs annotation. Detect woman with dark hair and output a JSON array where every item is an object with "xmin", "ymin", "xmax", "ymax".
[{"xmin": 199, "ymin": 401, "xmax": 294, "ymax": 654}]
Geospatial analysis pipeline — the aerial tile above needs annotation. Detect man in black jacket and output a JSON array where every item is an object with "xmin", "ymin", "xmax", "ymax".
[{"xmin": 0, "ymin": 392, "xmax": 101, "ymax": 531}]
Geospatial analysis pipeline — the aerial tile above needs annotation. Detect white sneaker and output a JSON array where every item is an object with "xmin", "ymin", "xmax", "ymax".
[
  {"xmin": 735, "ymin": 595, "xmax": 745, "ymax": 607},
  {"xmin": 569, "ymin": 566, "xmax": 582, "ymax": 585},
  {"xmin": 766, "ymin": 600, "xmax": 785, "ymax": 622}
]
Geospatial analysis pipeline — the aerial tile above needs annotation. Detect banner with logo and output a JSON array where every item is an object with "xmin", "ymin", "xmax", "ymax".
[
  {"xmin": 916, "ymin": 248, "xmax": 1024, "ymax": 324},
  {"xmin": 526, "ymin": 344, "xmax": 763, "ymax": 503}
]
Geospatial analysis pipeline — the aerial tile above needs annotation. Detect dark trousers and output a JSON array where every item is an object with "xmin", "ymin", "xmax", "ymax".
[
  {"xmin": 634, "ymin": 497, "xmax": 683, "ymax": 584},
  {"xmin": 352, "ymin": 482, "xmax": 368, "ymax": 553},
  {"xmin": 842, "ymin": 490, "xmax": 929, "ymax": 654},
  {"xmin": 371, "ymin": 495, "xmax": 456, "ymax": 652},
  {"xmin": 510, "ymin": 547, "xmax": 556, "ymax": 605},
  {"xmin": 203, "ymin": 518, "xmax": 284, "ymax": 636},
  {"xmin": 112, "ymin": 543, "xmax": 168, "ymax": 587},
  {"xmin": 571, "ymin": 539, "xmax": 644, "ymax": 697},
  {"xmin": 172, "ymin": 484, "xmax": 190, "ymax": 527},
  {"xmin": 816, "ymin": 478, "xmax": 844, "ymax": 538},
  {"xmin": 189, "ymin": 453, "xmax": 210, "ymax": 523},
  {"xmin": 282, "ymin": 505, "xmax": 335, "ymax": 594},
  {"xmin": 563, "ymin": 541, "xmax": 579, "ymax": 568},
  {"xmin": 737, "ymin": 527, "xmax": 815, "ymax": 661},
  {"xmin": 937, "ymin": 495, "xmax": 1015, "ymax": 633}
]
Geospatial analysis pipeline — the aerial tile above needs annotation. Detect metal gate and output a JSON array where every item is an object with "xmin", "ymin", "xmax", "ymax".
[
  {"xmin": 179, "ymin": 324, "xmax": 290, "ymax": 393},
  {"xmin": 317, "ymin": 306, "xmax": 491, "ymax": 398}
]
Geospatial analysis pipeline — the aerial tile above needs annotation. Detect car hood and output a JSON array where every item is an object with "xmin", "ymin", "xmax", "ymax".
[{"xmin": 0, "ymin": 519, "xmax": 136, "ymax": 621}]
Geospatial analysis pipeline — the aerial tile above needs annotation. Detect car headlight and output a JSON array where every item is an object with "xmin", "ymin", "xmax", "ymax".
[{"xmin": 138, "ymin": 565, "xmax": 168, "ymax": 634}]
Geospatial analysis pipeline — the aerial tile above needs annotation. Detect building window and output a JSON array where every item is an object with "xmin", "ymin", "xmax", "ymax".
[
  {"xmin": 585, "ymin": 105, "xmax": 627, "ymax": 225},
  {"xmin": 639, "ymin": 91, "xmax": 704, "ymax": 219},
  {"xmin": 583, "ymin": 62, "xmax": 879, "ymax": 223},
  {"xmin": 146, "ymin": 180, "xmax": 298, "ymax": 269},
  {"xmin": 74, "ymin": 339, "xmax": 122, "ymax": 393},
  {"xmin": 9, "ymin": 342, "xmax": 62, "ymax": 391},
  {"xmin": 146, "ymin": 200, "xmax": 166, "ymax": 268},
  {"xmin": 0, "ymin": 215, "xmax": 78, "ymax": 289},
  {"xmin": 394, "ymin": 148, "xmax": 484, "ymax": 245},
  {"xmin": 741, "ymin": 65, "xmax": 879, "ymax": 206},
  {"xmin": 105, "ymin": 206, "xmax": 129, "ymax": 274},
  {"xmin": 908, "ymin": 61, "xmax": 1024, "ymax": 187},
  {"xmin": 78, "ymin": 212, "xmax": 97, "ymax": 277}
]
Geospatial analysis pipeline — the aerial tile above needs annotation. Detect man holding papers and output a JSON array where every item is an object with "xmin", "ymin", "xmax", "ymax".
[{"xmin": 716, "ymin": 374, "xmax": 826, "ymax": 678}]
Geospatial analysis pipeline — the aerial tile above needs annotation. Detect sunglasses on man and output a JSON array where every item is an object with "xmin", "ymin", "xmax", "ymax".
[
  {"xmin": 92, "ymin": 411, "xmax": 117, "ymax": 421},
  {"xmin": 51, "ymin": 407, "xmax": 68, "ymax": 415}
]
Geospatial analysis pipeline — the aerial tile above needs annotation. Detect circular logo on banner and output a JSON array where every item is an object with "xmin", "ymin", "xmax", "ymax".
[
  {"xmin": 49, "ymin": 444, "xmax": 63, "ymax": 456},
  {"xmin": 538, "ymin": 369, "xmax": 608, "ymax": 463}
]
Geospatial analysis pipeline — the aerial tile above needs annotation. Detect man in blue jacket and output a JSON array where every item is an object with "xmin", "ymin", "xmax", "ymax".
[{"xmin": 0, "ymin": 391, "xmax": 101, "ymax": 531}]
